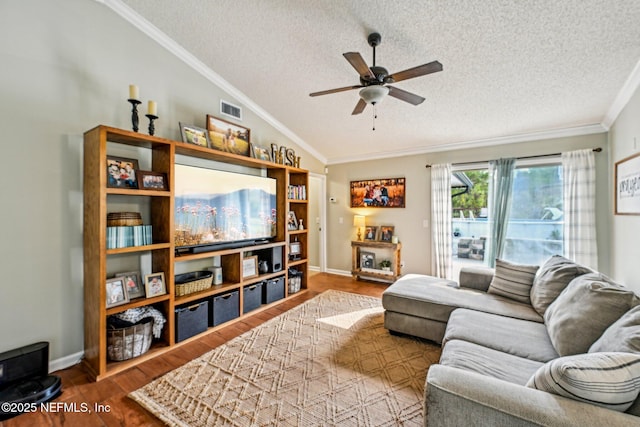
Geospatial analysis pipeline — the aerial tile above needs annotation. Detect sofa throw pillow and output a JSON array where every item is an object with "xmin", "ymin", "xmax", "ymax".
[
  {"xmin": 487, "ymin": 259, "xmax": 539, "ymax": 304},
  {"xmin": 526, "ymin": 352, "xmax": 640, "ymax": 412},
  {"xmin": 544, "ymin": 273, "xmax": 640, "ymax": 356},
  {"xmin": 530, "ymin": 255, "xmax": 592, "ymax": 316},
  {"xmin": 590, "ymin": 305, "xmax": 640, "ymax": 354}
]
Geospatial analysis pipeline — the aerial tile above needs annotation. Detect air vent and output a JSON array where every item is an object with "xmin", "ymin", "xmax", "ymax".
[{"xmin": 220, "ymin": 100, "xmax": 242, "ymax": 121}]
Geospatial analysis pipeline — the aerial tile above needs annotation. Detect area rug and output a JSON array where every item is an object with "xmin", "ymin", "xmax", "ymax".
[{"xmin": 129, "ymin": 290, "xmax": 441, "ymax": 426}]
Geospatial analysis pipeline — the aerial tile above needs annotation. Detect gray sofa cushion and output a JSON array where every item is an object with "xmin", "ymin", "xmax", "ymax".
[
  {"xmin": 440, "ymin": 339, "xmax": 543, "ymax": 385},
  {"xmin": 590, "ymin": 305, "xmax": 640, "ymax": 354},
  {"xmin": 526, "ymin": 352, "xmax": 640, "ymax": 412},
  {"xmin": 444, "ymin": 309, "xmax": 559, "ymax": 362},
  {"xmin": 382, "ymin": 274, "xmax": 543, "ymax": 324},
  {"xmin": 530, "ymin": 254, "xmax": 592, "ymax": 316},
  {"xmin": 544, "ymin": 273, "xmax": 640, "ymax": 356},
  {"xmin": 488, "ymin": 259, "xmax": 539, "ymax": 304}
]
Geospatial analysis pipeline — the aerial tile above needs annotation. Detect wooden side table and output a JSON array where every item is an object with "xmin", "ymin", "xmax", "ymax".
[{"xmin": 351, "ymin": 240, "xmax": 402, "ymax": 283}]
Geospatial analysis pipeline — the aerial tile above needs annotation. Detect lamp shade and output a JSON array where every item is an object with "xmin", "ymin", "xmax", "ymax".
[
  {"xmin": 353, "ymin": 215, "xmax": 366, "ymax": 228},
  {"xmin": 359, "ymin": 85, "xmax": 389, "ymax": 105}
]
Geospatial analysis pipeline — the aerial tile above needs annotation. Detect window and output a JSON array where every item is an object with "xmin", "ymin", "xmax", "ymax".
[{"xmin": 451, "ymin": 161, "xmax": 563, "ymax": 270}]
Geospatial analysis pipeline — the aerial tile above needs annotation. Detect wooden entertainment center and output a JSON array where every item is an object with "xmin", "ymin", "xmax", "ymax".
[{"xmin": 83, "ymin": 125, "xmax": 308, "ymax": 381}]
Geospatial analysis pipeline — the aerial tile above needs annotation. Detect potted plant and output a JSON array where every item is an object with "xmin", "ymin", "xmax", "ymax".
[{"xmin": 379, "ymin": 259, "xmax": 392, "ymax": 271}]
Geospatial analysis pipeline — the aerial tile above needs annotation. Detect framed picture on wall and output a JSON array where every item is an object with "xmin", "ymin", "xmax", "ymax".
[
  {"xmin": 615, "ymin": 151, "xmax": 640, "ymax": 215},
  {"xmin": 350, "ymin": 177, "xmax": 406, "ymax": 208}
]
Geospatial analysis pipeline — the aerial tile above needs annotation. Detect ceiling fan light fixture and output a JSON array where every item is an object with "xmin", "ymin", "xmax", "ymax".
[{"xmin": 359, "ymin": 85, "xmax": 389, "ymax": 105}]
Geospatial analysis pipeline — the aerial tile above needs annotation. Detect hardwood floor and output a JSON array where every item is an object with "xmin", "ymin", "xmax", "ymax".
[{"xmin": 1, "ymin": 274, "xmax": 389, "ymax": 427}]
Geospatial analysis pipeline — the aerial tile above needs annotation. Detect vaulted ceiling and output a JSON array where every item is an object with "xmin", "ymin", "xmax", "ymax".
[{"xmin": 117, "ymin": 0, "xmax": 640, "ymax": 164}]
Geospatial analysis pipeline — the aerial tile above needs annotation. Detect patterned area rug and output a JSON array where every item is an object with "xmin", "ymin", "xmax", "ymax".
[{"xmin": 129, "ymin": 290, "xmax": 441, "ymax": 426}]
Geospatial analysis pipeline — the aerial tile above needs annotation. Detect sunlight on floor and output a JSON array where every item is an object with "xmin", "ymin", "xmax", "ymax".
[{"xmin": 317, "ymin": 307, "xmax": 385, "ymax": 329}]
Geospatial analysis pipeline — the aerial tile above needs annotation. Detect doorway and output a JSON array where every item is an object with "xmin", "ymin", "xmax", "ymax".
[{"xmin": 308, "ymin": 173, "xmax": 327, "ymax": 273}]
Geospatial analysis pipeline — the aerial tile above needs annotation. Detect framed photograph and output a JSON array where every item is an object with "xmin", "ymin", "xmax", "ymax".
[
  {"xmin": 615, "ymin": 151, "xmax": 640, "ymax": 215},
  {"xmin": 242, "ymin": 255, "xmax": 258, "ymax": 279},
  {"xmin": 138, "ymin": 170, "xmax": 168, "ymax": 191},
  {"xmin": 206, "ymin": 114, "xmax": 251, "ymax": 156},
  {"xmin": 363, "ymin": 226, "xmax": 378, "ymax": 241},
  {"xmin": 379, "ymin": 225, "xmax": 395, "ymax": 242},
  {"xmin": 179, "ymin": 122, "xmax": 210, "ymax": 148},
  {"xmin": 144, "ymin": 272, "xmax": 166, "ymax": 298},
  {"xmin": 287, "ymin": 211, "xmax": 298, "ymax": 231},
  {"xmin": 360, "ymin": 251, "xmax": 376, "ymax": 269},
  {"xmin": 289, "ymin": 241, "xmax": 302, "ymax": 260},
  {"xmin": 251, "ymin": 144, "xmax": 272, "ymax": 162},
  {"xmin": 106, "ymin": 277, "xmax": 129, "ymax": 308},
  {"xmin": 115, "ymin": 271, "xmax": 144, "ymax": 299},
  {"xmin": 107, "ymin": 156, "xmax": 139, "ymax": 189},
  {"xmin": 350, "ymin": 177, "xmax": 406, "ymax": 208}
]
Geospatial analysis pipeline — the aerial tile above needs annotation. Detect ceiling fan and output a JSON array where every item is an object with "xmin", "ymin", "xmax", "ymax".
[{"xmin": 309, "ymin": 32, "xmax": 443, "ymax": 115}]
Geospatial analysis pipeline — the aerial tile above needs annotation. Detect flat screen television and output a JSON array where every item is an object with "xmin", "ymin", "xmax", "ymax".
[{"xmin": 174, "ymin": 164, "xmax": 277, "ymax": 252}]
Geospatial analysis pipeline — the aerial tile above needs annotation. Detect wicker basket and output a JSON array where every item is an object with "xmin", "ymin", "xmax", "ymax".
[
  {"xmin": 175, "ymin": 271, "xmax": 213, "ymax": 296},
  {"xmin": 107, "ymin": 212, "xmax": 143, "ymax": 227},
  {"xmin": 107, "ymin": 318, "xmax": 153, "ymax": 361}
]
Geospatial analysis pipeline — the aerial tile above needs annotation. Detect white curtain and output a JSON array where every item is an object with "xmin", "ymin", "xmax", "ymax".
[
  {"xmin": 431, "ymin": 164, "xmax": 452, "ymax": 279},
  {"xmin": 562, "ymin": 149, "xmax": 598, "ymax": 269},
  {"xmin": 487, "ymin": 158, "xmax": 516, "ymax": 267}
]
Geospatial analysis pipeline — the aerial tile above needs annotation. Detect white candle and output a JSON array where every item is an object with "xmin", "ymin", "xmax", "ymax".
[
  {"xmin": 148, "ymin": 100, "xmax": 157, "ymax": 116},
  {"xmin": 129, "ymin": 84, "xmax": 139, "ymax": 100}
]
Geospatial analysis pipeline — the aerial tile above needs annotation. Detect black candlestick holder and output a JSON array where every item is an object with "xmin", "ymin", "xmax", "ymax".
[
  {"xmin": 146, "ymin": 114, "xmax": 158, "ymax": 136},
  {"xmin": 127, "ymin": 99, "xmax": 141, "ymax": 132}
]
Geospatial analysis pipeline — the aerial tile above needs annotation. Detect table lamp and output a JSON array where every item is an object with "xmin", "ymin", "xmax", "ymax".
[{"xmin": 353, "ymin": 215, "xmax": 366, "ymax": 241}]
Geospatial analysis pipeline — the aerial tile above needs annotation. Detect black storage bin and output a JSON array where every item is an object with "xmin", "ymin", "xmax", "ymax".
[
  {"xmin": 263, "ymin": 275, "xmax": 285, "ymax": 304},
  {"xmin": 243, "ymin": 282, "xmax": 264, "ymax": 314},
  {"xmin": 211, "ymin": 290, "xmax": 240, "ymax": 326},
  {"xmin": 175, "ymin": 301, "xmax": 208, "ymax": 343}
]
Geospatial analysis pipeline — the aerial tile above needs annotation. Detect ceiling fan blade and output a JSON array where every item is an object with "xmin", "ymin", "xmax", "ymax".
[
  {"xmin": 388, "ymin": 61, "xmax": 443, "ymax": 83},
  {"xmin": 388, "ymin": 86, "xmax": 425, "ymax": 105},
  {"xmin": 351, "ymin": 98, "xmax": 367, "ymax": 115},
  {"xmin": 309, "ymin": 85, "xmax": 363, "ymax": 97},
  {"xmin": 343, "ymin": 52, "xmax": 375, "ymax": 79}
]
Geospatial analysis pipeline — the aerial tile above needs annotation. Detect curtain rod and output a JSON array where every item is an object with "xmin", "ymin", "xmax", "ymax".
[{"xmin": 425, "ymin": 147, "xmax": 602, "ymax": 168}]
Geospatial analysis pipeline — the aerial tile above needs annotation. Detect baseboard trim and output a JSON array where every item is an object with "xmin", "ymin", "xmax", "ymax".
[
  {"xmin": 326, "ymin": 268, "xmax": 352, "ymax": 277},
  {"xmin": 50, "ymin": 351, "xmax": 83, "ymax": 374}
]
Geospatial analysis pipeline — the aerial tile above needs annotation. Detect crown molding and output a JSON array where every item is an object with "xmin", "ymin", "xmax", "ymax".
[
  {"xmin": 602, "ymin": 58, "xmax": 640, "ymax": 130},
  {"xmin": 326, "ymin": 123, "xmax": 607, "ymax": 165},
  {"xmin": 99, "ymin": 0, "xmax": 327, "ymax": 164}
]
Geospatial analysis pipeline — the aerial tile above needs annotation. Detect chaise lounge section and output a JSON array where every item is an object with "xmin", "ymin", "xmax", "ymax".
[{"xmin": 382, "ymin": 255, "xmax": 640, "ymax": 426}]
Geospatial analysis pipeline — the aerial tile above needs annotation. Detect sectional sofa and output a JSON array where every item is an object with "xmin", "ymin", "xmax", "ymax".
[{"xmin": 382, "ymin": 255, "xmax": 640, "ymax": 426}]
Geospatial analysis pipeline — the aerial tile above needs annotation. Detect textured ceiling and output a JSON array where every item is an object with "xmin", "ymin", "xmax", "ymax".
[{"xmin": 118, "ymin": 0, "xmax": 640, "ymax": 164}]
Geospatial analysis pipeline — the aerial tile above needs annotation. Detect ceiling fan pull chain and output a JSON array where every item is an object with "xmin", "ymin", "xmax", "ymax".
[{"xmin": 372, "ymin": 104, "xmax": 377, "ymax": 131}]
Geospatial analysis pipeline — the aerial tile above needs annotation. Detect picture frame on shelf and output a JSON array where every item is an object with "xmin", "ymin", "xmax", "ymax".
[
  {"xmin": 179, "ymin": 122, "xmax": 210, "ymax": 148},
  {"xmin": 289, "ymin": 241, "xmax": 302, "ymax": 260},
  {"xmin": 144, "ymin": 272, "xmax": 166, "ymax": 298},
  {"xmin": 350, "ymin": 177, "xmax": 406, "ymax": 208},
  {"xmin": 106, "ymin": 155, "xmax": 139, "ymax": 189},
  {"xmin": 615, "ymin": 151, "xmax": 640, "ymax": 215},
  {"xmin": 287, "ymin": 211, "xmax": 298, "ymax": 231},
  {"xmin": 106, "ymin": 277, "xmax": 130, "ymax": 308},
  {"xmin": 115, "ymin": 271, "xmax": 144, "ymax": 299},
  {"xmin": 379, "ymin": 225, "xmax": 395, "ymax": 242},
  {"xmin": 360, "ymin": 251, "xmax": 376, "ymax": 269},
  {"xmin": 251, "ymin": 144, "xmax": 272, "ymax": 162},
  {"xmin": 138, "ymin": 170, "xmax": 168, "ymax": 191},
  {"xmin": 363, "ymin": 226, "xmax": 378, "ymax": 241},
  {"xmin": 206, "ymin": 114, "xmax": 251, "ymax": 156},
  {"xmin": 242, "ymin": 255, "xmax": 258, "ymax": 279}
]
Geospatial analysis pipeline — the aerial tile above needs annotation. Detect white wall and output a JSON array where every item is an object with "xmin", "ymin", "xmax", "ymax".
[
  {"xmin": 0, "ymin": 0, "xmax": 322, "ymax": 363},
  {"xmin": 326, "ymin": 133, "xmax": 610, "ymax": 276},
  {"xmin": 609, "ymin": 85, "xmax": 640, "ymax": 292}
]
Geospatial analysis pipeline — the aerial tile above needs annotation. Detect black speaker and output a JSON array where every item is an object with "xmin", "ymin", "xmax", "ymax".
[{"xmin": 260, "ymin": 247, "xmax": 283, "ymax": 273}]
